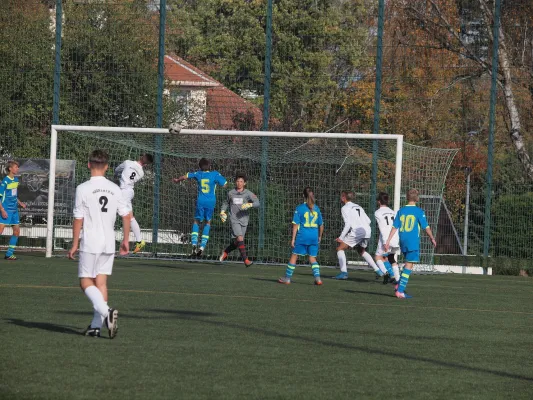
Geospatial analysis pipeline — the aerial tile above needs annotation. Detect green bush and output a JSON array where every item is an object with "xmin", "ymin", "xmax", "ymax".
[{"xmin": 491, "ymin": 192, "xmax": 533, "ymax": 259}]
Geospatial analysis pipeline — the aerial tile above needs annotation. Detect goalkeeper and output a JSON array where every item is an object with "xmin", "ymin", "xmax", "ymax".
[{"xmin": 218, "ymin": 173, "xmax": 260, "ymax": 267}]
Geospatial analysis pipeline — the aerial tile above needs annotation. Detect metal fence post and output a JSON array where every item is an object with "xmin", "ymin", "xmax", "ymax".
[
  {"xmin": 370, "ymin": 0, "xmax": 385, "ymax": 250},
  {"xmin": 52, "ymin": 0, "xmax": 62, "ymax": 125},
  {"xmin": 483, "ymin": 0, "xmax": 501, "ymax": 271},
  {"xmin": 258, "ymin": 0, "xmax": 273, "ymax": 257},
  {"xmin": 152, "ymin": 0, "xmax": 167, "ymax": 255}
]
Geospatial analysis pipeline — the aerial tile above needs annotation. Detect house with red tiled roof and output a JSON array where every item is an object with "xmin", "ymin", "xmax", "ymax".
[{"xmin": 164, "ymin": 55, "xmax": 263, "ymax": 130}]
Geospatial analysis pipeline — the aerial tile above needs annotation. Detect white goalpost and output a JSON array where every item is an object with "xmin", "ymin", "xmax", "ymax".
[{"xmin": 45, "ymin": 124, "xmax": 456, "ymax": 271}]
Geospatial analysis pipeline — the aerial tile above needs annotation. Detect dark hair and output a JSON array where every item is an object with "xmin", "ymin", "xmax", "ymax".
[
  {"xmin": 377, "ymin": 192, "xmax": 389, "ymax": 206},
  {"xmin": 88, "ymin": 149, "xmax": 109, "ymax": 167},
  {"xmin": 235, "ymin": 172, "xmax": 247, "ymax": 182},
  {"xmin": 6, "ymin": 160, "xmax": 19, "ymax": 173},
  {"xmin": 199, "ymin": 158, "xmax": 210, "ymax": 171},
  {"xmin": 142, "ymin": 153, "xmax": 154, "ymax": 164},
  {"xmin": 341, "ymin": 190, "xmax": 354, "ymax": 202},
  {"xmin": 303, "ymin": 186, "xmax": 315, "ymax": 209}
]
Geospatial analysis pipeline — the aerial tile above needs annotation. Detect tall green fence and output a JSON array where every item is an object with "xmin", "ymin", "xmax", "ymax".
[{"xmin": 1, "ymin": 0, "xmax": 532, "ymax": 268}]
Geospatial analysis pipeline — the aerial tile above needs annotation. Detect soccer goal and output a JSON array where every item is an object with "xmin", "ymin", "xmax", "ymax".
[{"xmin": 46, "ymin": 125, "xmax": 457, "ymax": 270}]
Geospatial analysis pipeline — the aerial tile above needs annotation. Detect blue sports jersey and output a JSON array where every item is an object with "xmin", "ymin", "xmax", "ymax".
[
  {"xmin": 392, "ymin": 205, "xmax": 429, "ymax": 252},
  {"xmin": 293, "ymin": 203, "xmax": 323, "ymax": 245},
  {"xmin": 0, "ymin": 176, "xmax": 19, "ymax": 212},
  {"xmin": 187, "ymin": 170, "xmax": 227, "ymax": 207}
]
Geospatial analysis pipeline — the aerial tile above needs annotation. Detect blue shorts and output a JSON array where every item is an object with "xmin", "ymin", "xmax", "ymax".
[
  {"xmin": 0, "ymin": 210, "xmax": 19, "ymax": 226},
  {"xmin": 195, "ymin": 205, "xmax": 214, "ymax": 222},
  {"xmin": 292, "ymin": 243, "xmax": 319, "ymax": 257},
  {"xmin": 403, "ymin": 250, "xmax": 420, "ymax": 263}
]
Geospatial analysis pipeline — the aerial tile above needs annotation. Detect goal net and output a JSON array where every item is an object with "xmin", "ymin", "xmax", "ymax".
[{"xmin": 46, "ymin": 126, "xmax": 457, "ymax": 271}]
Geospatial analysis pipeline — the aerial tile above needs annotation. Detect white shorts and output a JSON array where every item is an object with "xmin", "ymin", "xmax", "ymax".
[
  {"xmin": 375, "ymin": 237, "xmax": 400, "ymax": 257},
  {"xmin": 341, "ymin": 234, "xmax": 369, "ymax": 249},
  {"xmin": 121, "ymin": 188, "xmax": 134, "ymax": 212},
  {"xmin": 78, "ymin": 251, "xmax": 115, "ymax": 278}
]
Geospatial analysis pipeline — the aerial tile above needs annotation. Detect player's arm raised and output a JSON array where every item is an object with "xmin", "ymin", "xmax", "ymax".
[{"xmin": 217, "ymin": 172, "xmax": 228, "ymax": 188}]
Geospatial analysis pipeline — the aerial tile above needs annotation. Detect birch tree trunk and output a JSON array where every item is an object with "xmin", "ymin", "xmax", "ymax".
[{"xmin": 480, "ymin": 0, "xmax": 533, "ymax": 181}]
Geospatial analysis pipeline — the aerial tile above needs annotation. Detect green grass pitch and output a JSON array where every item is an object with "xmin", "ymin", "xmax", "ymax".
[{"xmin": 1, "ymin": 254, "xmax": 532, "ymax": 399}]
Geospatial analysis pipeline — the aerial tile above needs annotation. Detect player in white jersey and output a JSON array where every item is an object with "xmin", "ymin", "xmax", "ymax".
[
  {"xmin": 68, "ymin": 149, "xmax": 131, "ymax": 339},
  {"xmin": 114, "ymin": 154, "xmax": 153, "ymax": 254},
  {"xmin": 374, "ymin": 192, "xmax": 400, "ymax": 285},
  {"xmin": 334, "ymin": 190, "xmax": 384, "ymax": 280}
]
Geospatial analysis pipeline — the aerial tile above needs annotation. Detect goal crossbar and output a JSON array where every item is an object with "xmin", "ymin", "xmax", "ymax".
[{"xmin": 46, "ymin": 125, "xmax": 404, "ymax": 257}]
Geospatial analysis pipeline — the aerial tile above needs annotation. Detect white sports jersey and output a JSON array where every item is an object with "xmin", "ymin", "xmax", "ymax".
[
  {"xmin": 375, "ymin": 206, "xmax": 399, "ymax": 248},
  {"xmin": 114, "ymin": 160, "xmax": 144, "ymax": 189},
  {"xmin": 339, "ymin": 202, "xmax": 371, "ymax": 240},
  {"xmin": 73, "ymin": 176, "xmax": 130, "ymax": 253}
]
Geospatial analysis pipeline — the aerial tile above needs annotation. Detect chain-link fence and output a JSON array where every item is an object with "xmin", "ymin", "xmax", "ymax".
[{"xmin": 1, "ymin": 0, "xmax": 532, "ymax": 270}]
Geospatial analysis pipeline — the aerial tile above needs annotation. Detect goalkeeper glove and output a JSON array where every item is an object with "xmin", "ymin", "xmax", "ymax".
[
  {"xmin": 241, "ymin": 203, "xmax": 253, "ymax": 211},
  {"xmin": 220, "ymin": 211, "xmax": 227, "ymax": 223}
]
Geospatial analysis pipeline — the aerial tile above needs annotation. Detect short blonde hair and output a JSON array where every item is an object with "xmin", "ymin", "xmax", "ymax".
[
  {"xmin": 407, "ymin": 188, "xmax": 419, "ymax": 202},
  {"xmin": 341, "ymin": 190, "xmax": 354, "ymax": 202}
]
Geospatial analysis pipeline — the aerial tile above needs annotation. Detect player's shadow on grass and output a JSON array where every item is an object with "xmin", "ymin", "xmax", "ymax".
[
  {"xmin": 4, "ymin": 318, "xmax": 81, "ymax": 336},
  {"xmin": 123, "ymin": 262, "xmax": 190, "ymax": 270},
  {"xmin": 343, "ymin": 289, "xmax": 395, "ymax": 298},
  {"xmin": 144, "ymin": 309, "xmax": 219, "ymax": 317},
  {"xmin": 250, "ymin": 277, "xmax": 293, "ymax": 284},
  {"xmin": 58, "ymin": 310, "xmax": 218, "ymax": 319},
  {"xmin": 162, "ymin": 312, "xmax": 533, "ymax": 383},
  {"xmin": 250, "ymin": 277, "xmax": 325, "ymax": 285}
]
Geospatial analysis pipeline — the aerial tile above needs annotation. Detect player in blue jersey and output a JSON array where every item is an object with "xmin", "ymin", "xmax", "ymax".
[
  {"xmin": 385, "ymin": 188, "xmax": 436, "ymax": 299},
  {"xmin": 279, "ymin": 187, "xmax": 324, "ymax": 286},
  {"xmin": 0, "ymin": 160, "xmax": 27, "ymax": 260},
  {"xmin": 173, "ymin": 158, "xmax": 227, "ymax": 256}
]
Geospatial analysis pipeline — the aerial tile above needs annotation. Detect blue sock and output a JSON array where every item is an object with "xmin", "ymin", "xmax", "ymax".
[
  {"xmin": 397, "ymin": 268, "xmax": 412, "ymax": 293},
  {"xmin": 384, "ymin": 261, "xmax": 394, "ymax": 277},
  {"xmin": 200, "ymin": 225, "xmax": 210, "ymax": 248},
  {"xmin": 191, "ymin": 223, "xmax": 199, "ymax": 246},
  {"xmin": 6, "ymin": 236, "xmax": 18, "ymax": 257},
  {"xmin": 285, "ymin": 263, "xmax": 296, "ymax": 278},
  {"xmin": 311, "ymin": 262, "xmax": 320, "ymax": 278}
]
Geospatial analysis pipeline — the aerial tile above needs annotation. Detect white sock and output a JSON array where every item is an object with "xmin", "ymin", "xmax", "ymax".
[
  {"xmin": 376, "ymin": 259, "xmax": 388, "ymax": 275},
  {"xmin": 131, "ymin": 218, "xmax": 142, "ymax": 242},
  {"xmin": 337, "ymin": 250, "xmax": 347, "ymax": 273},
  {"xmin": 90, "ymin": 301, "xmax": 108, "ymax": 328},
  {"xmin": 362, "ymin": 251, "xmax": 381, "ymax": 273},
  {"xmin": 84, "ymin": 286, "xmax": 109, "ymax": 319},
  {"xmin": 393, "ymin": 264, "xmax": 400, "ymax": 281}
]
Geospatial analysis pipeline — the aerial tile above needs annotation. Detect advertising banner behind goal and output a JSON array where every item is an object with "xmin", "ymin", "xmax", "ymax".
[{"xmin": 0, "ymin": 158, "xmax": 76, "ymax": 220}]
